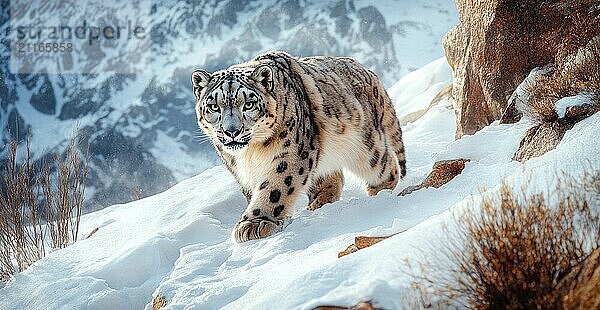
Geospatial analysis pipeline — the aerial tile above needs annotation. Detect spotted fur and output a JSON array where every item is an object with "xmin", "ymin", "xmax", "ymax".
[{"xmin": 192, "ymin": 51, "xmax": 406, "ymax": 242}]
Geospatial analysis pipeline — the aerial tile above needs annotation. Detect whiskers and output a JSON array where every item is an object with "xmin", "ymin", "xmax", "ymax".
[
  {"xmin": 193, "ymin": 130, "xmax": 214, "ymax": 146},
  {"xmin": 251, "ymin": 127, "xmax": 274, "ymax": 141},
  {"xmin": 238, "ymin": 133, "xmax": 252, "ymax": 143}
]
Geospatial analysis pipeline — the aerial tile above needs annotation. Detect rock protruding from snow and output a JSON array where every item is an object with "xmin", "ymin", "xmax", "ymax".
[
  {"xmin": 512, "ymin": 123, "xmax": 569, "ymax": 163},
  {"xmin": 337, "ymin": 235, "xmax": 393, "ymax": 258},
  {"xmin": 555, "ymin": 94, "xmax": 596, "ymax": 119},
  {"xmin": 512, "ymin": 107, "xmax": 599, "ymax": 163},
  {"xmin": 399, "ymin": 159, "xmax": 470, "ymax": 196},
  {"xmin": 443, "ymin": 0, "xmax": 600, "ymax": 138}
]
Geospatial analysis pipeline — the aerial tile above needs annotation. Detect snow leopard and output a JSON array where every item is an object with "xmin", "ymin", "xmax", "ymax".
[{"xmin": 191, "ymin": 51, "xmax": 406, "ymax": 242}]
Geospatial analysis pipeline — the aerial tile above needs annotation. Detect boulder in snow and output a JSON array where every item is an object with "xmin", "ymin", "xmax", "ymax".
[{"xmin": 443, "ymin": 0, "xmax": 600, "ymax": 138}]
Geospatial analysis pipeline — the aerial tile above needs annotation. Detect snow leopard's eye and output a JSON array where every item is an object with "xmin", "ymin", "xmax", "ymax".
[
  {"xmin": 207, "ymin": 103, "xmax": 220, "ymax": 112},
  {"xmin": 243, "ymin": 100, "xmax": 257, "ymax": 111}
]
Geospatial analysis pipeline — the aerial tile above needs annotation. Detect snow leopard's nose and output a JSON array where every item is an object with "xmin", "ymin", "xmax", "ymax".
[
  {"xmin": 223, "ymin": 128, "xmax": 241, "ymax": 138},
  {"xmin": 222, "ymin": 106, "xmax": 243, "ymax": 139}
]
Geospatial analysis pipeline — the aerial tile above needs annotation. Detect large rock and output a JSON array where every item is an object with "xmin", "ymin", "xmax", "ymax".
[{"xmin": 444, "ymin": 0, "xmax": 600, "ymax": 138}]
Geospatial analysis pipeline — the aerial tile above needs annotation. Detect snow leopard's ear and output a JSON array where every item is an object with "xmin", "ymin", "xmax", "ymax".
[
  {"xmin": 251, "ymin": 65, "xmax": 273, "ymax": 92},
  {"xmin": 191, "ymin": 70, "xmax": 211, "ymax": 95}
]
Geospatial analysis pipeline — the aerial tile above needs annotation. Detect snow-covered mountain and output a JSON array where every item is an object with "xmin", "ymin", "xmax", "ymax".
[
  {"xmin": 0, "ymin": 0, "xmax": 457, "ymax": 211},
  {"xmin": 1, "ymin": 57, "xmax": 598, "ymax": 309}
]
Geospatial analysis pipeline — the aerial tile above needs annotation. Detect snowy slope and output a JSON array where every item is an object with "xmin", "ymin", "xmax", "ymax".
[{"xmin": 2, "ymin": 57, "xmax": 599, "ymax": 309}]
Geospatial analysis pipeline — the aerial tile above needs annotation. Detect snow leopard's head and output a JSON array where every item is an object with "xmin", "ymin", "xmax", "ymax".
[{"xmin": 192, "ymin": 63, "xmax": 277, "ymax": 155}]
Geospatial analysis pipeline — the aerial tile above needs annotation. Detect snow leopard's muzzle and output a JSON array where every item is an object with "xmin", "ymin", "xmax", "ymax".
[{"xmin": 217, "ymin": 106, "xmax": 252, "ymax": 154}]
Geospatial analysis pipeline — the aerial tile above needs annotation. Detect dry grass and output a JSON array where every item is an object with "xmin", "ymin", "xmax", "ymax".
[
  {"xmin": 526, "ymin": 38, "xmax": 600, "ymax": 122},
  {"xmin": 411, "ymin": 169, "xmax": 600, "ymax": 309},
  {"xmin": 0, "ymin": 137, "xmax": 87, "ymax": 282},
  {"xmin": 40, "ymin": 140, "xmax": 87, "ymax": 249},
  {"xmin": 130, "ymin": 185, "xmax": 144, "ymax": 201},
  {"xmin": 0, "ymin": 140, "xmax": 45, "ymax": 280}
]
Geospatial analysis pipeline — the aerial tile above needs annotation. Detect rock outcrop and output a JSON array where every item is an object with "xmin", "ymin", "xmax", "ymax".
[
  {"xmin": 511, "ymin": 36, "xmax": 600, "ymax": 162},
  {"xmin": 444, "ymin": 0, "xmax": 600, "ymax": 138}
]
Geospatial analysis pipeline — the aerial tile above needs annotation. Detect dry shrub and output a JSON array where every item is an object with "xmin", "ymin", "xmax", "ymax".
[
  {"xmin": 526, "ymin": 37, "xmax": 600, "ymax": 122},
  {"xmin": 0, "ymin": 137, "xmax": 87, "ymax": 282},
  {"xmin": 412, "ymin": 169, "xmax": 600, "ymax": 309},
  {"xmin": 41, "ymin": 141, "xmax": 87, "ymax": 249},
  {"xmin": 0, "ymin": 140, "xmax": 45, "ymax": 280},
  {"xmin": 130, "ymin": 185, "xmax": 143, "ymax": 201}
]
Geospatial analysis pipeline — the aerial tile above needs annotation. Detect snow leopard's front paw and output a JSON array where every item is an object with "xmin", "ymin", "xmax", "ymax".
[{"xmin": 233, "ymin": 215, "xmax": 283, "ymax": 242}]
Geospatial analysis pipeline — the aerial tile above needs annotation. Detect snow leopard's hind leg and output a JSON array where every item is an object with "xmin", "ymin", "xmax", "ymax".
[
  {"xmin": 306, "ymin": 170, "xmax": 344, "ymax": 211},
  {"xmin": 363, "ymin": 77, "xmax": 406, "ymax": 196},
  {"xmin": 364, "ymin": 142, "xmax": 400, "ymax": 196}
]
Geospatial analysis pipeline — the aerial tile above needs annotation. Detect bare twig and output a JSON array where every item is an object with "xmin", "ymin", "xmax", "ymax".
[{"xmin": 0, "ymin": 136, "xmax": 87, "ymax": 282}]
